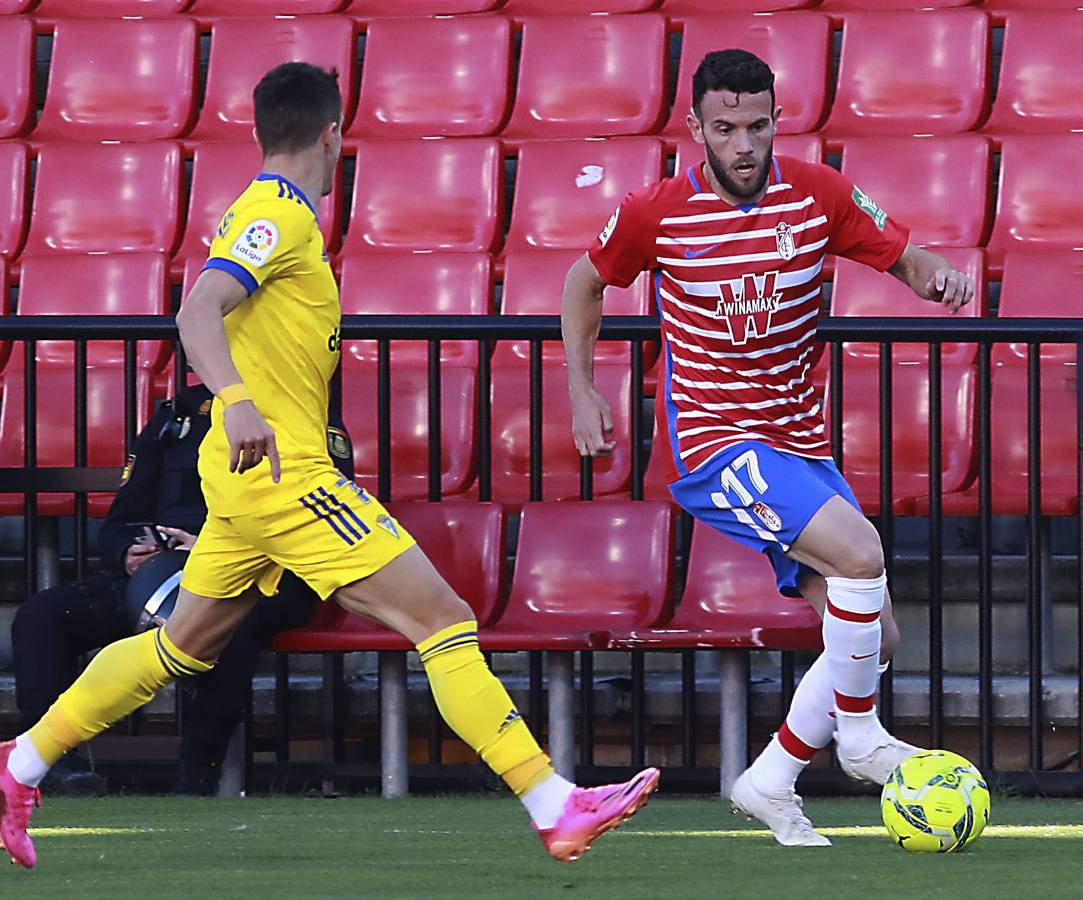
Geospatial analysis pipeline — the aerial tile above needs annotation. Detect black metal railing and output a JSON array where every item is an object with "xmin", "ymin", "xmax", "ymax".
[{"xmin": 0, "ymin": 314, "xmax": 1081, "ymax": 792}]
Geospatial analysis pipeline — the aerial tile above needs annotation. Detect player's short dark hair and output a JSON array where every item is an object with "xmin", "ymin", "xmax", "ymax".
[
  {"xmin": 692, "ymin": 49, "xmax": 776, "ymax": 119},
  {"xmin": 253, "ymin": 62, "xmax": 342, "ymax": 156}
]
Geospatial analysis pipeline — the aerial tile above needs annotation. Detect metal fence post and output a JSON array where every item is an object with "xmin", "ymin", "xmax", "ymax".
[
  {"xmin": 719, "ymin": 649, "xmax": 749, "ymax": 799},
  {"xmin": 380, "ymin": 650, "xmax": 409, "ymax": 798},
  {"xmin": 547, "ymin": 651, "xmax": 576, "ymax": 780}
]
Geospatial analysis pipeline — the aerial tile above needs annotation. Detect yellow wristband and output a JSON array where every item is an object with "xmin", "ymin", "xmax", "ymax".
[{"xmin": 217, "ymin": 383, "xmax": 251, "ymax": 407}]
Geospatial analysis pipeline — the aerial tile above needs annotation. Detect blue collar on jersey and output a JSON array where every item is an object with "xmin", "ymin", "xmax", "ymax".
[
  {"xmin": 255, "ymin": 172, "xmax": 317, "ymax": 215},
  {"xmin": 685, "ymin": 156, "xmax": 781, "ymax": 213}
]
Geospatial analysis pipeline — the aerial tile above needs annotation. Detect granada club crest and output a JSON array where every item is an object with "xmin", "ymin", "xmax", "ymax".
[
  {"xmin": 775, "ymin": 222, "xmax": 796, "ymax": 260},
  {"xmin": 753, "ymin": 501, "xmax": 783, "ymax": 531},
  {"xmin": 716, "ymin": 271, "xmax": 782, "ymax": 346}
]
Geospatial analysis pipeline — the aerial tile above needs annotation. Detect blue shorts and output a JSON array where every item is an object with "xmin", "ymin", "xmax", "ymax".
[{"xmin": 668, "ymin": 441, "xmax": 863, "ymax": 597}]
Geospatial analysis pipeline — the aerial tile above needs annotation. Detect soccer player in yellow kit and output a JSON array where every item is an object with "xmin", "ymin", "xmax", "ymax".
[{"xmin": 0, "ymin": 63, "xmax": 657, "ymax": 870}]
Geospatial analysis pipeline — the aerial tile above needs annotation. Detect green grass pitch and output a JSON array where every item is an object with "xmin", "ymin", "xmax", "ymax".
[{"xmin": 5, "ymin": 794, "xmax": 1083, "ymax": 899}]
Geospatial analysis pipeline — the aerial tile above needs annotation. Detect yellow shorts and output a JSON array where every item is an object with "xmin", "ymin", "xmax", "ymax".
[{"xmin": 180, "ymin": 467, "xmax": 416, "ymax": 601}]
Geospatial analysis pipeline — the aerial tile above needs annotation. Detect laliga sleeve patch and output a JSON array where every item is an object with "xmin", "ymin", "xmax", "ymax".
[
  {"xmin": 598, "ymin": 207, "xmax": 620, "ymax": 247},
  {"xmin": 230, "ymin": 219, "xmax": 280, "ymax": 268},
  {"xmin": 851, "ymin": 186, "xmax": 888, "ymax": 231}
]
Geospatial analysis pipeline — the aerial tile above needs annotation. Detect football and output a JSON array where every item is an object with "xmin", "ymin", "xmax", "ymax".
[{"xmin": 881, "ymin": 750, "xmax": 991, "ymax": 853}]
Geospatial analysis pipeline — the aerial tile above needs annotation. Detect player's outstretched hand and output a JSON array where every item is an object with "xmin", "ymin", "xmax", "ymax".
[
  {"xmin": 224, "ymin": 400, "xmax": 281, "ymax": 483},
  {"xmin": 570, "ymin": 386, "xmax": 616, "ymax": 457},
  {"xmin": 924, "ymin": 267, "xmax": 974, "ymax": 314}
]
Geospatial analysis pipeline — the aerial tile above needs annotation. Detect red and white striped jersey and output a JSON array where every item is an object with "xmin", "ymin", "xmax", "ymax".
[{"xmin": 588, "ymin": 156, "xmax": 908, "ymax": 484}]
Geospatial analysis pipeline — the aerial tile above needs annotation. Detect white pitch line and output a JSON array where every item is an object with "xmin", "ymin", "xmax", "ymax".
[{"xmin": 617, "ymin": 824, "xmax": 1083, "ymax": 839}]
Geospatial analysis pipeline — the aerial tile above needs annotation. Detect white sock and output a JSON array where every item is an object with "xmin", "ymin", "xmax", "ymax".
[
  {"xmin": 7, "ymin": 734, "xmax": 49, "ymax": 788},
  {"xmin": 835, "ymin": 707, "xmax": 889, "ymax": 746},
  {"xmin": 747, "ymin": 734, "xmax": 808, "ymax": 797},
  {"xmin": 521, "ymin": 772, "xmax": 575, "ymax": 830},
  {"xmin": 823, "ymin": 572, "xmax": 886, "ymax": 714},
  {"xmin": 783, "ymin": 652, "xmax": 836, "ymax": 752}
]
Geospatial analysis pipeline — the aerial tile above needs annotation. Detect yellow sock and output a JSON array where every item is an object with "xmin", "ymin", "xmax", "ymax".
[
  {"xmin": 27, "ymin": 628, "xmax": 212, "ymax": 766},
  {"xmin": 417, "ymin": 620, "xmax": 555, "ymax": 796}
]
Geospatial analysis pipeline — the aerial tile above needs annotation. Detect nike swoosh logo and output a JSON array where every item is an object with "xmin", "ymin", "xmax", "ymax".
[
  {"xmin": 684, "ymin": 242, "xmax": 723, "ymax": 259},
  {"xmin": 851, "ymin": 651, "xmax": 878, "ymax": 661}
]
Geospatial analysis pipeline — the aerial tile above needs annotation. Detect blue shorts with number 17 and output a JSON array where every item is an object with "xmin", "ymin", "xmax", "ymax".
[{"xmin": 668, "ymin": 441, "xmax": 863, "ymax": 598}]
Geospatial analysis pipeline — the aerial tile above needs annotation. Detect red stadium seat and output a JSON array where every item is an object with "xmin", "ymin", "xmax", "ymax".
[
  {"xmin": 0, "ymin": 0, "xmax": 35, "ymax": 11},
  {"xmin": 503, "ymin": 0, "xmax": 656, "ymax": 11},
  {"xmin": 505, "ymin": 139, "xmax": 664, "ymax": 253},
  {"xmin": 825, "ymin": 362, "xmax": 977, "ymax": 515},
  {"xmin": 675, "ymin": 134, "xmax": 823, "ymax": 173},
  {"xmin": 0, "ymin": 18, "xmax": 34, "ymax": 139},
  {"xmin": 610, "ymin": 523, "xmax": 822, "ymax": 651},
  {"xmin": 641, "ymin": 421, "xmax": 676, "ymax": 503},
  {"xmin": 839, "ymin": 136, "xmax": 991, "ymax": 249},
  {"xmin": 488, "ymin": 250, "xmax": 651, "ymax": 502},
  {"xmin": 189, "ymin": 0, "xmax": 346, "ymax": 16},
  {"xmin": 983, "ymin": 13, "xmax": 1083, "ymax": 135},
  {"xmin": 818, "ymin": 0, "xmax": 973, "ymax": 8},
  {"xmin": 927, "ymin": 372, "xmax": 1079, "ymax": 519},
  {"xmin": 175, "ymin": 141, "xmax": 342, "ymax": 274},
  {"xmin": 0, "ymin": 141, "xmax": 28, "ymax": 259},
  {"xmin": 339, "ymin": 252, "xmax": 491, "ymax": 500},
  {"xmin": 918, "ymin": 251, "xmax": 1083, "ymax": 517},
  {"xmin": 987, "ymin": 135, "xmax": 1083, "ymax": 277},
  {"xmin": 502, "ymin": 14, "xmax": 667, "ymax": 140},
  {"xmin": 349, "ymin": 16, "xmax": 511, "ymax": 139},
  {"xmin": 500, "ymin": 249, "xmax": 652, "ymax": 361},
  {"xmin": 0, "ymin": 254, "xmax": 171, "ymax": 516},
  {"xmin": 342, "ymin": 139, "xmax": 502, "ymax": 253},
  {"xmin": 33, "ymin": 0, "xmax": 191, "ymax": 14},
  {"xmin": 661, "ymin": 0, "xmax": 817, "ymax": 12},
  {"xmin": 995, "ymin": 250, "xmax": 1083, "ymax": 367},
  {"xmin": 0, "ymin": 256, "xmax": 10, "ymax": 372},
  {"xmin": 345, "ymin": 0, "xmax": 501, "ymax": 14},
  {"xmin": 665, "ymin": 14, "xmax": 831, "ymax": 138},
  {"xmin": 189, "ymin": 16, "xmax": 356, "ymax": 142},
  {"xmin": 824, "ymin": 10, "xmax": 991, "ymax": 136},
  {"xmin": 33, "ymin": 19, "xmax": 197, "ymax": 142},
  {"xmin": 23, "ymin": 142, "xmax": 182, "ymax": 257},
  {"xmin": 480, "ymin": 501, "xmax": 675, "ymax": 651},
  {"xmin": 985, "ymin": 0, "xmax": 1082, "ymax": 10},
  {"xmin": 830, "ymin": 248, "xmax": 986, "ymax": 363},
  {"xmin": 272, "ymin": 502, "xmax": 507, "ymax": 653}
]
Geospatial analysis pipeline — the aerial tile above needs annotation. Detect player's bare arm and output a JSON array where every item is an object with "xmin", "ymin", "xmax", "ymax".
[
  {"xmin": 888, "ymin": 242, "xmax": 975, "ymax": 314},
  {"xmin": 175, "ymin": 269, "xmax": 281, "ymax": 482},
  {"xmin": 561, "ymin": 253, "xmax": 616, "ymax": 457}
]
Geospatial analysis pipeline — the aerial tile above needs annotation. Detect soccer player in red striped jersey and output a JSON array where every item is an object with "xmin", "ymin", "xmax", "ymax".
[{"xmin": 562, "ymin": 49, "xmax": 974, "ymax": 846}]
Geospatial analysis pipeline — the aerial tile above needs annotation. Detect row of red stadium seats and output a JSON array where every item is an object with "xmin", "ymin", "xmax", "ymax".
[
  {"xmin": 0, "ymin": 135, "xmax": 1081, "ymax": 275},
  {"xmin": 271, "ymin": 501, "xmax": 823, "ymax": 656},
  {"xmin": 0, "ymin": 249, "xmax": 1077, "ymax": 515},
  {"xmin": 0, "ymin": 11, "xmax": 1081, "ymax": 141},
  {"xmin": 1, "ymin": 0, "xmax": 1078, "ymax": 18}
]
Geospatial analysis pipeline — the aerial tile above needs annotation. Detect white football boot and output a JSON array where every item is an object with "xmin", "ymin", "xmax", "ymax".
[
  {"xmin": 836, "ymin": 722, "xmax": 923, "ymax": 786},
  {"xmin": 729, "ymin": 769, "xmax": 831, "ymax": 847}
]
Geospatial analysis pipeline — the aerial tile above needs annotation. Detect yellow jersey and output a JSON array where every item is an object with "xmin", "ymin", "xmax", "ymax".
[{"xmin": 197, "ymin": 173, "xmax": 340, "ymax": 516}]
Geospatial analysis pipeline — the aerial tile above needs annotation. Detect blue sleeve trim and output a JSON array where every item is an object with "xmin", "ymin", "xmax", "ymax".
[
  {"xmin": 686, "ymin": 165, "xmax": 703, "ymax": 194},
  {"xmin": 203, "ymin": 258, "xmax": 258, "ymax": 296}
]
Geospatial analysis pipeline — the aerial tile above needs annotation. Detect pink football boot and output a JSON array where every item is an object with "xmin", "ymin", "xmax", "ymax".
[
  {"xmin": 537, "ymin": 766, "xmax": 660, "ymax": 862},
  {"xmin": 0, "ymin": 741, "xmax": 40, "ymax": 869}
]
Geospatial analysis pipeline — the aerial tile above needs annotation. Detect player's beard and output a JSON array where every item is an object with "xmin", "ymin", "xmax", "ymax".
[{"xmin": 705, "ymin": 140, "xmax": 773, "ymax": 200}]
